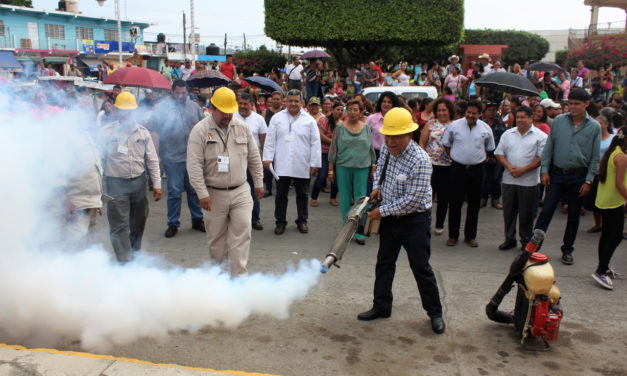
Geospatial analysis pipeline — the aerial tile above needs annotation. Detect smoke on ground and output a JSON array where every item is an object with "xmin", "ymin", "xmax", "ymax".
[{"xmin": 0, "ymin": 83, "xmax": 320, "ymax": 352}]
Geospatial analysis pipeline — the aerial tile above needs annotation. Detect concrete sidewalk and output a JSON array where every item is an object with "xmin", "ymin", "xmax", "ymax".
[{"xmin": 0, "ymin": 344, "xmax": 278, "ymax": 376}]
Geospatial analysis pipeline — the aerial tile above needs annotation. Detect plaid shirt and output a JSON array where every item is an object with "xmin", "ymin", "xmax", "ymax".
[{"xmin": 373, "ymin": 141, "xmax": 432, "ymax": 217}]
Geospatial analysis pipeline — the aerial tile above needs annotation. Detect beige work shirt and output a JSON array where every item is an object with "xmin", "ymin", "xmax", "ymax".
[
  {"xmin": 187, "ymin": 114, "xmax": 263, "ymax": 200},
  {"xmin": 97, "ymin": 121, "xmax": 162, "ymax": 189}
]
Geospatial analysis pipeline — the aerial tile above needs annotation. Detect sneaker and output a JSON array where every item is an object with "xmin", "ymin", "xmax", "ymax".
[{"xmin": 591, "ymin": 273, "xmax": 613, "ymax": 290}]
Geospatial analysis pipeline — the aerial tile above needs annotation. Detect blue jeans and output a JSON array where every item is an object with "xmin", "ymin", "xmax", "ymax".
[
  {"xmin": 534, "ymin": 170, "xmax": 586, "ymax": 255},
  {"xmin": 247, "ymin": 169, "xmax": 260, "ymax": 224},
  {"xmin": 353, "ymin": 82, "xmax": 362, "ymax": 94},
  {"xmin": 162, "ymin": 160, "xmax": 203, "ymax": 227},
  {"xmin": 306, "ymin": 81, "xmax": 320, "ymax": 100},
  {"xmin": 481, "ymin": 161, "xmax": 502, "ymax": 201},
  {"xmin": 311, "ymin": 153, "xmax": 338, "ymax": 200}
]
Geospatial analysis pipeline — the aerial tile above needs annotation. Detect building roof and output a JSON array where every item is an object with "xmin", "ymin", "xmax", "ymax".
[{"xmin": 0, "ymin": 4, "xmax": 150, "ymax": 28}]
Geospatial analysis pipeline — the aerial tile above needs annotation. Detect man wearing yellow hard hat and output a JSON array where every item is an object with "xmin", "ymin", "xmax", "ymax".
[
  {"xmin": 97, "ymin": 91, "xmax": 162, "ymax": 263},
  {"xmin": 358, "ymin": 107, "xmax": 445, "ymax": 335},
  {"xmin": 187, "ymin": 86, "xmax": 264, "ymax": 276}
]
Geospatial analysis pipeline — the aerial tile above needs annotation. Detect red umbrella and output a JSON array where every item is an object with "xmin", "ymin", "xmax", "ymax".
[{"xmin": 103, "ymin": 66, "xmax": 171, "ymax": 90}]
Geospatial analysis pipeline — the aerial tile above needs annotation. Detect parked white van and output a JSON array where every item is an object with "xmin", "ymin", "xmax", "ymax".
[{"xmin": 362, "ymin": 86, "xmax": 439, "ymax": 103}]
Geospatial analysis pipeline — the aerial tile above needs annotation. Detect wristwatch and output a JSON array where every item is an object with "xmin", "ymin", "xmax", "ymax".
[{"xmin": 585, "ymin": 180, "xmax": 592, "ymax": 185}]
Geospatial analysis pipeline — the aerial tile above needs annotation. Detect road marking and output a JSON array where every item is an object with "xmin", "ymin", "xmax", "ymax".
[{"xmin": 0, "ymin": 343, "xmax": 280, "ymax": 376}]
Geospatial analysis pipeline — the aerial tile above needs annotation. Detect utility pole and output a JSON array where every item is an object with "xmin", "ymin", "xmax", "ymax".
[
  {"xmin": 183, "ymin": 11, "xmax": 187, "ymax": 57},
  {"xmin": 190, "ymin": 0, "xmax": 195, "ymax": 62},
  {"xmin": 224, "ymin": 33, "xmax": 227, "ymax": 54},
  {"xmin": 243, "ymin": 33, "xmax": 246, "ymax": 51}
]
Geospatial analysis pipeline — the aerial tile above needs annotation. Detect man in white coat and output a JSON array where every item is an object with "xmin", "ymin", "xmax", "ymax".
[{"xmin": 263, "ymin": 89, "xmax": 321, "ymax": 235}]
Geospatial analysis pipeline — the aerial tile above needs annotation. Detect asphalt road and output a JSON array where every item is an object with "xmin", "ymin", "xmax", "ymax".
[{"xmin": 25, "ymin": 184, "xmax": 627, "ymax": 375}]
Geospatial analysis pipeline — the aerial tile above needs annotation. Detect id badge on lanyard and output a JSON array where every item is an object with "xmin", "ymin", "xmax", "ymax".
[{"xmin": 217, "ymin": 155, "xmax": 230, "ymax": 173}]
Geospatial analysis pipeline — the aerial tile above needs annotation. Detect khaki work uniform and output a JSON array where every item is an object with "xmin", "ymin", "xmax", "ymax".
[{"xmin": 187, "ymin": 115, "xmax": 263, "ymax": 276}]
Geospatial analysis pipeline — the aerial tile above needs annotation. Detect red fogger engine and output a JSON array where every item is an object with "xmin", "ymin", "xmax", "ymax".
[{"xmin": 486, "ymin": 230, "xmax": 563, "ymax": 350}]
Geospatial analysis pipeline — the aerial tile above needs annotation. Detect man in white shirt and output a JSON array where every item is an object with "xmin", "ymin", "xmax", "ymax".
[
  {"xmin": 286, "ymin": 56, "xmax": 305, "ymax": 91},
  {"xmin": 495, "ymin": 106, "xmax": 547, "ymax": 251},
  {"xmin": 234, "ymin": 92, "xmax": 267, "ymax": 230},
  {"xmin": 180, "ymin": 61, "xmax": 193, "ymax": 81},
  {"xmin": 263, "ymin": 89, "xmax": 321, "ymax": 235},
  {"xmin": 479, "ymin": 53, "xmax": 493, "ymax": 74},
  {"xmin": 442, "ymin": 100, "xmax": 495, "ymax": 247}
]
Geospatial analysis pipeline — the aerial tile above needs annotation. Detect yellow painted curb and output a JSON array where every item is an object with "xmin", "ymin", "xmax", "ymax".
[{"xmin": 0, "ymin": 343, "xmax": 280, "ymax": 376}]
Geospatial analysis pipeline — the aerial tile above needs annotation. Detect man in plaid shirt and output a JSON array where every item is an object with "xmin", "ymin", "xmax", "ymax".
[{"xmin": 357, "ymin": 108, "xmax": 445, "ymax": 335}]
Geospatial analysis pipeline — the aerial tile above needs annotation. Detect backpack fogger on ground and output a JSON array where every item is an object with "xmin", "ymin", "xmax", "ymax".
[
  {"xmin": 485, "ymin": 229, "xmax": 563, "ymax": 351},
  {"xmin": 320, "ymin": 196, "xmax": 379, "ymax": 273}
]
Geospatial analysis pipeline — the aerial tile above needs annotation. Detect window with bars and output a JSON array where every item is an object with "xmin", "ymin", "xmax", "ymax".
[
  {"xmin": 45, "ymin": 24, "xmax": 65, "ymax": 40},
  {"xmin": 104, "ymin": 29, "xmax": 119, "ymax": 41},
  {"xmin": 0, "ymin": 20, "xmax": 5, "ymax": 37},
  {"xmin": 76, "ymin": 26, "xmax": 93, "ymax": 40}
]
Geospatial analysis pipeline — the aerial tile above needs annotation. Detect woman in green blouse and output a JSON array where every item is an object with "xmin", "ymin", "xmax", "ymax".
[{"xmin": 329, "ymin": 99, "xmax": 377, "ymax": 245}]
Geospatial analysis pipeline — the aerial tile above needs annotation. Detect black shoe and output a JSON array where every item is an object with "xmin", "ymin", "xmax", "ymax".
[
  {"xmin": 252, "ymin": 222, "xmax": 263, "ymax": 231},
  {"xmin": 357, "ymin": 308, "xmax": 390, "ymax": 321},
  {"xmin": 355, "ymin": 238, "xmax": 365, "ymax": 245},
  {"xmin": 263, "ymin": 190, "xmax": 272, "ymax": 198},
  {"xmin": 431, "ymin": 316, "xmax": 446, "ymax": 334},
  {"xmin": 297, "ymin": 223, "xmax": 309, "ymax": 234},
  {"xmin": 274, "ymin": 224, "xmax": 285, "ymax": 235},
  {"xmin": 498, "ymin": 241, "xmax": 517, "ymax": 251},
  {"xmin": 192, "ymin": 220, "xmax": 206, "ymax": 233},
  {"xmin": 561, "ymin": 253, "xmax": 574, "ymax": 265},
  {"xmin": 165, "ymin": 225, "xmax": 178, "ymax": 238}
]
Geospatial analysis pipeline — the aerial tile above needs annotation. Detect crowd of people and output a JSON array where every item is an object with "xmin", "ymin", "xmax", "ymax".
[{"xmin": 5, "ymin": 52, "xmax": 627, "ymax": 335}]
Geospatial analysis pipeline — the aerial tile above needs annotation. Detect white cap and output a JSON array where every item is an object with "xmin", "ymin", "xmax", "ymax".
[{"xmin": 540, "ymin": 98, "xmax": 560, "ymax": 109}]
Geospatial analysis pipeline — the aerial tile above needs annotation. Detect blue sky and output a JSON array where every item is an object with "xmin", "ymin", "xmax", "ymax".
[{"xmin": 34, "ymin": 0, "xmax": 626, "ymax": 49}]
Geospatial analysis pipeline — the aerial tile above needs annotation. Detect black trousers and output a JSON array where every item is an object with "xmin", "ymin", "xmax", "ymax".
[
  {"xmin": 431, "ymin": 165, "xmax": 450, "ymax": 229},
  {"xmin": 275, "ymin": 176, "xmax": 309, "ymax": 226},
  {"xmin": 373, "ymin": 210, "xmax": 443, "ymax": 318},
  {"xmin": 448, "ymin": 162, "xmax": 485, "ymax": 240},
  {"xmin": 597, "ymin": 206, "xmax": 624, "ymax": 274},
  {"xmin": 502, "ymin": 183, "xmax": 538, "ymax": 246}
]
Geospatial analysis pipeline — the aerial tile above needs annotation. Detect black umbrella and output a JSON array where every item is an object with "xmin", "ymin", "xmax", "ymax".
[
  {"xmin": 476, "ymin": 72, "xmax": 539, "ymax": 97},
  {"xmin": 244, "ymin": 76, "xmax": 284, "ymax": 95},
  {"xmin": 300, "ymin": 50, "xmax": 331, "ymax": 60},
  {"xmin": 527, "ymin": 62, "xmax": 562, "ymax": 72}
]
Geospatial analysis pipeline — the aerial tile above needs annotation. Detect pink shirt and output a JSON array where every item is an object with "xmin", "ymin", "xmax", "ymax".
[
  {"xmin": 535, "ymin": 122, "xmax": 551, "ymax": 134},
  {"xmin": 560, "ymin": 80, "xmax": 571, "ymax": 100},
  {"xmin": 366, "ymin": 112, "xmax": 385, "ymax": 150}
]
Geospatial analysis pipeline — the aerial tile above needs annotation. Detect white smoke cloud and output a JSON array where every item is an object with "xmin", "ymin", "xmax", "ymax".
[{"xmin": 0, "ymin": 83, "xmax": 321, "ymax": 352}]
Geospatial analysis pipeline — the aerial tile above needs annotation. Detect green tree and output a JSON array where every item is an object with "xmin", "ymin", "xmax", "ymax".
[
  {"xmin": 0, "ymin": 0, "xmax": 33, "ymax": 6},
  {"xmin": 265, "ymin": 0, "xmax": 464, "ymax": 64},
  {"xmin": 462, "ymin": 29, "xmax": 549, "ymax": 65},
  {"xmin": 233, "ymin": 46, "xmax": 286, "ymax": 76}
]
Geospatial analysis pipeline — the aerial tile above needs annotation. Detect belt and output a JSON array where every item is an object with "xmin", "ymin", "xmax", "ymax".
[
  {"xmin": 452, "ymin": 161, "xmax": 484, "ymax": 169},
  {"xmin": 390, "ymin": 211, "xmax": 427, "ymax": 220},
  {"xmin": 207, "ymin": 183, "xmax": 243, "ymax": 191},
  {"xmin": 551, "ymin": 166, "xmax": 588, "ymax": 175}
]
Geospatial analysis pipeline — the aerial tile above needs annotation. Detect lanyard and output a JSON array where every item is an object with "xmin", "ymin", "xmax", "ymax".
[{"xmin": 215, "ymin": 126, "xmax": 229, "ymax": 153}]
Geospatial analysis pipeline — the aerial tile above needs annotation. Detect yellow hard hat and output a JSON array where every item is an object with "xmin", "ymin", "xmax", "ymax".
[
  {"xmin": 114, "ymin": 91, "xmax": 138, "ymax": 110},
  {"xmin": 210, "ymin": 87, "xmax": 238, "ymax": 114},
  {"xmin": 380, "ymin": 107, "xmax": 418, "ymax": 136}
]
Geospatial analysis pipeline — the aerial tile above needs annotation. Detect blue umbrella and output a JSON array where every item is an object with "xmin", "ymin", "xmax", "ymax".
[{"xmin": 244, "ymin": 76, "xmax": 284, "ymax": 95}]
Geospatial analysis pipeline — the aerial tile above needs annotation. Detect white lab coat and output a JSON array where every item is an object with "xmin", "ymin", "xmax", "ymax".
[{"xmin": 263, "ymin": 108, "xmax": 321, "ymax": 179}]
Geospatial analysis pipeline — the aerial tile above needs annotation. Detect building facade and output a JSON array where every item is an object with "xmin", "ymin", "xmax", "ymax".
[{"xmin": 0, "ymin": 4, "xmax": 149, "ymax": 76}]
